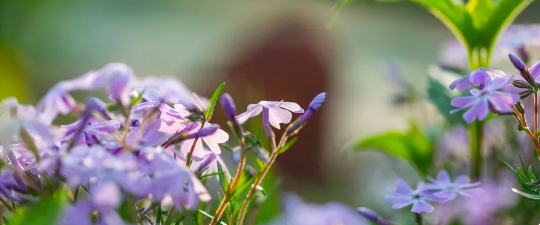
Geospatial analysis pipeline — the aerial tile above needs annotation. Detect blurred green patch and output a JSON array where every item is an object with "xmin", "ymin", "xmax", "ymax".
[{"xmin": 0, "ymin": 44, "xmax": 32, "ymax": 102}]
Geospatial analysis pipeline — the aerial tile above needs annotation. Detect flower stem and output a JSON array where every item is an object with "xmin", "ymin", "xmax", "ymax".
[
  {"xmin": 186, "ymin": 121, "xmax": 206, "ymax": 166},
  {"xmin": 415, "ymin": 213, "xmax": 422, "ymax": 225},
  {"xmin": 209, "ymin": 143, "xmax": 247, "ymax": 225},
  {"xmin": 523, "ymin": 128, "xmax": 540, "ymax": 160},
  {"xmin": 470, "ymin": 120, "xmax": 484, "ymax": 179},
  {"xmin": 534, "ymin": 92, "xmax": 538, "ymax": 138}
]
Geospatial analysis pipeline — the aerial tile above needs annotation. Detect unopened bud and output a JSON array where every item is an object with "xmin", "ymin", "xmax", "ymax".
[
  {"xmin": 509, "ymin": 53, "xmax": 526, "ymax": 72},
  {"xmin": 512, "ymin": 80, "xmax": 533, "ymax": 90},
  {"xmin": 286, "ymin": 93, "xmax": 326, "ymax": 136},
  {"xmin": 220, "ymin": 93, "xmax": 237, "ymax": 123},
  {"xmin": 520, "ymin": 90, "xmax": 533, "ymax": 99}
]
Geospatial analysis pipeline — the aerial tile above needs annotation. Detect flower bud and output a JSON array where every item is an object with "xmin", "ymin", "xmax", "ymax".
[
  {"xmin": 520, "ymin": 90, "xmax": 533, "ymax": 99},
  {"xmin": 509, "ymin": 53, "xmax": 526, "ymax": 72},
  {"xmin": 512, "ymin": 80, "xmax": 533, "ymax": 90},
  {"xmin": 220, "ymin": 93, "xmax": 236, "ymax": 123},
  {"xmin": 286, "ymin": 93, "xmax": 326, "ymax": 136}
]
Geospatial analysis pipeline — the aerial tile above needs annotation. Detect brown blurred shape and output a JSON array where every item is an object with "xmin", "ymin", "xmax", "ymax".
[{"xmin": 224, "ymin": 17, "xmax": 331, "ymax": 183}]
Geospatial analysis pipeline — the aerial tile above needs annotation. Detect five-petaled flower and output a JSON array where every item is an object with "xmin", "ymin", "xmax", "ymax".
[
  {"xmin": 236, "ymin": 101, "xmax": 304, "ymax": 129},
  {"xmin": 385, "ymin": 179, "xmax": 443, "ymax": 213},
  {"xmin": 450, "ymin": 68, "xmax": 520, "ymax": 123}
]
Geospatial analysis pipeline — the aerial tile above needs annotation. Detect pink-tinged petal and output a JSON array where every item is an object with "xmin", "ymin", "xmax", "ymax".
[
  {"xmin": 202, "ymin": 128, "xmax": 228, "ymax": 154},
  {"xmin": 463, "ymin": 99, "xmax": 488, "ymax": 123},
  {"xmin": 488, "ymin": 92, "xmax": 520, "ymax": 112},
  {"xmin": 268, "ymin": 107, "xmax": 293, "ymax": 129},
  {"xmin": 411, "ymin": 200, "xmax": 434, "ymax": 213},
  {"xmin": 180, "ymin": 138, "xmax": 207, "ymax": 159},
  {"xmin": 279, "ymin": 102, "xmax": 305, "ymax": 113},
  {"xmin": 384, "ymin": 196, "xmax": 413, "ymax": 209},
  {"xmin": 449, "ymin": 76, "xmax": 473, "ymax": 91},
  {"xmin": 451, "ymin": 96, "xmax": 476, "ymax": 108},
  {"xmin": 236, "ymin": 104, "xmax": 263, "ymax": 124},
  {"xmin": 531, "ymin": 60, "xmax": 540, "ymax": 79},
  {"xmin": 469, "ymin": 68, "xmax": 491, "ymax": 87}
]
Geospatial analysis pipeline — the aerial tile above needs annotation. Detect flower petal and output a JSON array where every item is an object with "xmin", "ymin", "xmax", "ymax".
[
  {"xmin": 279, "ymin": 102, "xmax": 304, "ymax": 113},
  {"xmin": 236, "ymin": 104, "xmax": 263, "ymax": 124},
  {"xmin": 463, "ymin": 98, "xmax": 488, "ymax": 123},
  {"xmin": 268, "ymin": 107, "xmax": 293, "ymax": 129},
  {"xmin": 411, "ymin": 200, "xmax": 434, "ymax": 213}
]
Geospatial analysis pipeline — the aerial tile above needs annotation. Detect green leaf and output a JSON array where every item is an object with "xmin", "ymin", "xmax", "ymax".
[
  {"xmin": 9, "ymin": 187, "xmax": 67, "ymax": 225},
  {"xmin": 427, "ymin": 76, "xmax": 463, "ymax": 124},
  {"xmin": 366, "ymin": 0, "xmax": 533, "ymax": 68},
  {"xmin": 277, "ymin": 137, "xmax": 298, "ymax": 154},
  {"xmin": 512, "ymin": 188, "xmax": 540, "ymax": 200},
  {"xmin": 205, "ymin": 82, "xmax": 225, "ymax": 121},
  {"xmin": 217, "ymin": 162, "xmax": 229, "ymax": 192},
  {"xmin": 352, "ymin": 123, "xmax": 433, "ymax": 174}
]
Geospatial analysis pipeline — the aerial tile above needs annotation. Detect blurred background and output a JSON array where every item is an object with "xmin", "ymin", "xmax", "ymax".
[{"xmin": 2, "ymin": 0, "xmax": 540, "ymax": 223}]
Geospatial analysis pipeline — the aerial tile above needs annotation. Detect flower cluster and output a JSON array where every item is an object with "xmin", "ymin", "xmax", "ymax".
[
  {"xmin": 385, "ymin": 171, "xmax": 480, "ymax": 214},
  {"xmin": 0, "ymin": 63, "xmax": 326, "ymax": 225}
]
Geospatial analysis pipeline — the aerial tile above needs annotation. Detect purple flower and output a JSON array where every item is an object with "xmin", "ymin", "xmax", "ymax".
[
  {"xmin": 385, "ymin": 179, "xmax": 442, "ymax": 213},
  {"xmin": 236, "ymin": 101, "xmax": 304, "ymax": 129},
  {"xmin": 269, "ymin": 194, "xmax": 368, "ymax": 225},
  {"xmin": 450, "ymin": 68, "xmax": 519, "ymax": 123},
  {"xmin": 426, "ymin": 170, "xmax": 480, "ymax": 201},
  {"xmin": 133, "ymin": 77, "xmax": 200, "ymax": 111},
  {"xmin": 141, "ymin": 147, "xmax": 211, "ymax": 210},
  {"xmin": 179, "ymin": 123, "xmax": 229, "ymax": 159},
  {"xmin": 37, "ymin": 63, "xmax": 134, "ymax": 125}
]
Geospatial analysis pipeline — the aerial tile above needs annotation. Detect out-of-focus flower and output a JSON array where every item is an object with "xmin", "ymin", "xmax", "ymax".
[
  {"xmin": 141, "ymin": 147, "xmax": 211, "ymax": 210},
  {"xmin": 37, "ymin": 63, "xmax": 134, "ymax": 125},
  {"xmin": 268, "ymin": 194, "xmax": 368, "ymax": 225},
  {"xmin": 385, "ymin": 179, "xmax": 442, "ymax": 213},
  {"xmin": 450, "ymin": 68, "xmax": 519, "ymax": 123},
  {"xmin": 134, "ymin": 77, "xmax": 200, "ymax": 111},
  {"xmin": 382, "ymin": 61, "xmax": 415, "ymax": 104},
  {"xmin": 236, "ymin": 101, "xmax": 304, "ymax": 129},
  {"xmin": 425, "ymin": 170, "xmax": 480, "ymax": 201},
  {"xmin": 60, "ymin": 119, "xmax": 120, "ymax": 146}
]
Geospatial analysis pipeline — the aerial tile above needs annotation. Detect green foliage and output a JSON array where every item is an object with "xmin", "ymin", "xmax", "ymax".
[
  {"xmin": 277, "ymin": 137, "xmax": 298, "ymax": 154},
  {"xmin": 505, "ymin": 157, "xmax": 540, "ymax": 201},
  {"xmin": 9, "ymin": 187, "xmax": 67, "ymax": 225},
  {"xmin": 352, "ymin": 123, "xmax": 433, "ymax": 175},
  {"xmin": 330, "ymin": 0, "xmax": 534, "ymax": 69},
  {"xmin": 205, "ymin": 82, "xmax": 226, "ymax": 121},
  {"xmin": 427, "ymin": 76, "xmax": 463, "ymax": 124}
]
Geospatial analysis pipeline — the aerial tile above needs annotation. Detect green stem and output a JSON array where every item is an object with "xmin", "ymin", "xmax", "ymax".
[{"xmin": 470, "ymin": 120, "xmax": 484, "ymax": 179}]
